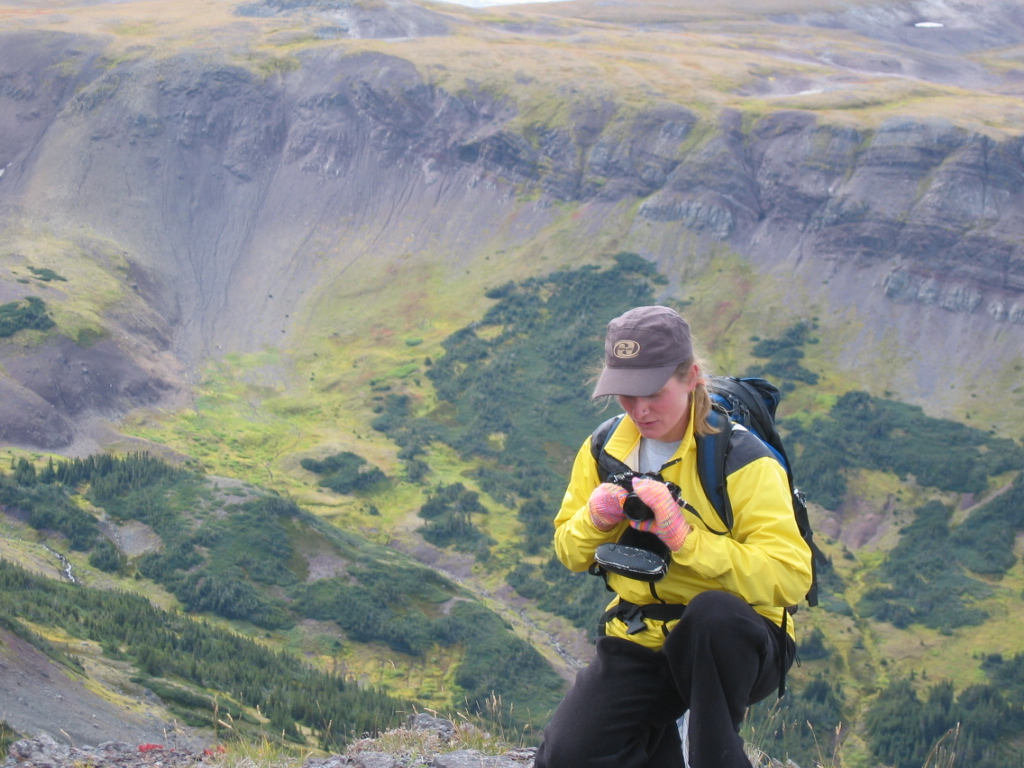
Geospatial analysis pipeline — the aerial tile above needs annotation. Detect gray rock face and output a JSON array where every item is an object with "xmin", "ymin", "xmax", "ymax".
[
  {"xmin": 4, "ymin": 737, "xmax": 203, "ymax": 768},
  {"xmin": 8, "ymin": 36, "xmax": 1018, "ymax": 309}
]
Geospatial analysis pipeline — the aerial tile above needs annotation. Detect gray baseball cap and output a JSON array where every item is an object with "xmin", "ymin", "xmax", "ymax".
[{"xmin": 592, "ymin": 306, "xmax": 693, "ymax": 398}]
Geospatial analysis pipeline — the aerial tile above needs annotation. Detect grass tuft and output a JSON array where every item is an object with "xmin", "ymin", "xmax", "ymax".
[{"xmin": 210, "ymin": 734, "xmax": 307, "ymax": 768}]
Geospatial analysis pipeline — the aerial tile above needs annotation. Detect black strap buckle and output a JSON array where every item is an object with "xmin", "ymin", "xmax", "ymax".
[{"xmin": 620, "ymin": 603, "xmax": 647, "ymax": 635}]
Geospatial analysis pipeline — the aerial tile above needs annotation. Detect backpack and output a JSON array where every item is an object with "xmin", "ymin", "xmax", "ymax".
[{"xmin": 589, "ymin": 375, "xmax": 824, "ymax": 609}]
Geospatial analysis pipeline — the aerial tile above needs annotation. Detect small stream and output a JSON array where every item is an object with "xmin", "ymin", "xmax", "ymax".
[{"xmin": 42, "ymin": 545, "xmax": 77, "ymax": 584}]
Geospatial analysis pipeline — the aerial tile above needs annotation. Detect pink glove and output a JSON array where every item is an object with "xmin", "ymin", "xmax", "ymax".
[
  {"xmin": 588, "ymin": 483, "xmax": 629, "ymax": 531},
  {"xmin": 630, "ymin": 477, "xmax": 691, "ymax": 551}
]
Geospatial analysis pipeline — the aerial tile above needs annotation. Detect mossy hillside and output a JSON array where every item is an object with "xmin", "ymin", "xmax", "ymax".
[
  {"xmin": 0, "ymin": 558, "xmax": 410, "ymax": 747},
  {"xmin": 19, "ymin": 554, "xmax": 477, "ymax": 729},
  {"xmin": 26, "ymin": 624, "xmax": 178, "ymax": 726},
  {"xmin": 126, "ymin": 344, "xmax": 433, "ymax": 532},
  {"xmin": 0, "ymin": 297, "xmax": 55, "ymax": 338},
  {"xmin": 344, "ymin": 13, "xmax": 1024, "ymax": 136},
  {"xmin": 0, "ymin": 507, "xmax": 183, "ymax": 613},
  {"xmin": 122, "ymin": 196, "xmax": 639, "ymax": 504},
  {"xmin": 787, "ymin": 508, "xmax": 1024, "ymax": 764},
  {"xmin": 15, "ymin": 0, "xmax": 1024, "ymax": 137},
  {"xmin": 1, "ymin": 454, "xmax": 564, "ymax": 731},
  {"xmin": 0, "ymin": 525, "xmax": 82, "ymax": 583},
  {"xmin": 0, "ymin": 229, "xmax": 141, "ymax": 347},
  {"xmin": 117, "ymin": 239, "xmax": 1001, "ymax": 650},
  {"xmin": 124, "ymin": 245, "xmax": 1019, "ymax": 573}
]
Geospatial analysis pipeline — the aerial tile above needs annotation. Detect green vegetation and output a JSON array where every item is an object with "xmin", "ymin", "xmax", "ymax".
[
  {"xmin": 746, "ymin": 321, "xmax": 820, "ymax": 389},
  {"xmin": 982, "ymin": 652, "xmax": 1024, "ymax": 705},
  {"xmin": 0, "ymin": 296, "xmax": 55, "ymax": 337},
  {"xmin": 858, "ymin": 501, "xmax": 993, "ymax": 630},
  {"xmin": 293, "ymin": 562, "xmax": 562, "ymax": 726},
  {"xmin": 296, "ymin": 563, "xmax": 449, "ymax": 657},
  {"xmin": 301, "ymin": 451, "xmax": 388, "ymax": 494},
  {"xmin": 954, "ymin": 481, "xmax": 1024, "ymax": 576},
  {"xmin": 746, "ymin": 676, "xmax": 846, "ymax": 768},
  {"xmin": 0, "ymin": 452, "xmax": 564, "ymax": 734},
  {"xmin": 417, "ymin": 482, "xmax": 494, "ymax": 558},
  {"xmin": 370, "ymin": 257, "xmax": 663, "ymax": 631},
  {"xmin": 131, "ymin": 676, "xmax": 256, "ymax": 727},
  {"xmin": 27, "ymin": 266, "xmax": 67, "ymax": 282},
  {"xmin": 0, "ymin": 557, "xmax": 404, "ymax": 747},
  {"xmin": 750, "ymin": 658, "xmax": 1024, "ymax": 768},
  {"xmin": 796, "ymin": 626, "xmax": 831, "ymax": 661},
  {"xmin": 1, "ymin": 458, "xmax": 99, "ymax": 550},
  {"xmin": 0, "ymin": 720, "xmax": 19, "ymax": 755},
  {"xmin": 382, "ymin": 259, "xmax": 657, "ymax": 506},
  {"xmin": 865, "ymin": 678, "xmax": 1024, "ymax": 768},
  {"xmin": 784, "ymin": 391, "xmax": 1024, "ymax": 510},
  {"xmin": 0, "ymin": 611, "xmax": 83, "ymax": 673},
  {"xmin": 445, "ymin": 602, "xmax": 563, "ymax": 723},
  {"xmin": 88, "ymin": 538, "xmax": 124, "ymax": 573}
]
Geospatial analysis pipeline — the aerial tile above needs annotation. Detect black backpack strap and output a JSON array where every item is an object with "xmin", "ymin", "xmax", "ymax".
[
  {"xmin": 792, "ymin": 489, "xmax": 826, "ymax": 607},
  {"xmin": 777, "ymin": 607, "xmax": 790, "ymax": 698},
  {"xmin": 589, "ymin": 414, "xmax": 631, "ymax": 482},
  {"xmin": 694, "ymin": 409, "xmax": 733, "ymax": 534}
]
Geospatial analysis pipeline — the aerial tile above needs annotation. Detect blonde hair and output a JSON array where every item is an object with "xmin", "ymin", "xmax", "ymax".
[{"xmin": 676, "ymin": 358, "xmax": 720, "ymax": 437}]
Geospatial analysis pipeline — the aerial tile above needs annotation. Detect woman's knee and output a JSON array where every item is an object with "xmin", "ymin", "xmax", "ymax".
[
  {"xmin": 680, "ymin": 591, "xmax": 750, "ymax": 631},
  {"xmin": 664, "ymin": 591, "xmax": 767, "ymax": 665}
]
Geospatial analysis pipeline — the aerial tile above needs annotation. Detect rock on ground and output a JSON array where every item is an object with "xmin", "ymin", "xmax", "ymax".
[{"xmin": 4, "ymin": 716, "xmax": 537, "ymax": 768}]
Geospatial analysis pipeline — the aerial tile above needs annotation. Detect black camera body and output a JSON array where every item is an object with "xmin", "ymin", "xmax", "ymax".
[
  {"xmin": 605, "ymin": 470, "xmax": 683, "ymax": 523},
  {"xmin": 591, "ymin": 471, "xmax": 682, "ymax": 583}
]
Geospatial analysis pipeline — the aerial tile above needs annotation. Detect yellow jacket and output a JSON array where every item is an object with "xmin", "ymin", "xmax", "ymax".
[{"xmin": 553, "ymin": 405, "xmax": 814, "ymax": 650}]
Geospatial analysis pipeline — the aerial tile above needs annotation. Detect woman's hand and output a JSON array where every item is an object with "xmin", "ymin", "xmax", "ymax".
[
  {"xmin": 630, "ymin": 477, "xmax": 691, "ymax": 551},
  {"xmin": 588, "ymin": 483, "xmax": 629, "ymax": 531}
]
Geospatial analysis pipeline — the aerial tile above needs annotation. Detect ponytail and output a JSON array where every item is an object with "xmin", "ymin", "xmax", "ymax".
[{"xmin": 676, "ymin": 360, "xmax": 719, "ymax": 437}]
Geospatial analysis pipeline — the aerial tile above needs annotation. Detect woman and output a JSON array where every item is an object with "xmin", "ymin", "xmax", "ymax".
[{"xmin": 533, "ymin": 305, "xmax": 814, "ymax": 768}]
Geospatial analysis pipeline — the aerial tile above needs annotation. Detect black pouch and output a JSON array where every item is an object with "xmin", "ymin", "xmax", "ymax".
[{"xmin": 593, "ymin": 528, "xmax": 671, "ymax": 582}]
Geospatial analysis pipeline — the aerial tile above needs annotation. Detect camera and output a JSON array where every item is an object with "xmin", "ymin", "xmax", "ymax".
[{"xmin": 605, "ymin": 471, "xmax": 683, "ymax": 522}]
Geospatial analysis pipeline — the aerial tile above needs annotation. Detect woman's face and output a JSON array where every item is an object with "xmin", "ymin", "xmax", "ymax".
[{"xmin": 616, "ymin": 365, "xmax": 699, "ymax": 443}]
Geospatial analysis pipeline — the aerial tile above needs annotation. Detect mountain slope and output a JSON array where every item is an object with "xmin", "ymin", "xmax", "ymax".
[
  {"xmin": 0, "ymin": 624, "xmax": 182, "ymax": 748},
  {"xmin": 1, "ymin": 0, "xmax": 1023, "ymax": 452},
  {"xmin": 0, "ymin": 455, "xmax": 566, "ymax": 746},
  {"xmin": 2, "ymin": 1, "xmax": 1024, "ymax": 765}
]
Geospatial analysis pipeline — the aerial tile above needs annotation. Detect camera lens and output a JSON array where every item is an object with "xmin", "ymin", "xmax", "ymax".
[{"xmin": 622, "ymin": 493, "xmax": 653, "ymax": 522}]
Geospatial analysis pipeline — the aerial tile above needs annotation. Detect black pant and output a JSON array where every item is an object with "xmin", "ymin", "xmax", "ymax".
[{"xmin": 534, "ymin": 591, "xmax": 794, "ymax": 768}]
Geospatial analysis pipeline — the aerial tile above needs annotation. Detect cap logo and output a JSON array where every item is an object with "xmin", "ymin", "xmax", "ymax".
[{"xmin": 612, "ymin": 340, "xmax": 641, "ymax": 359}]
